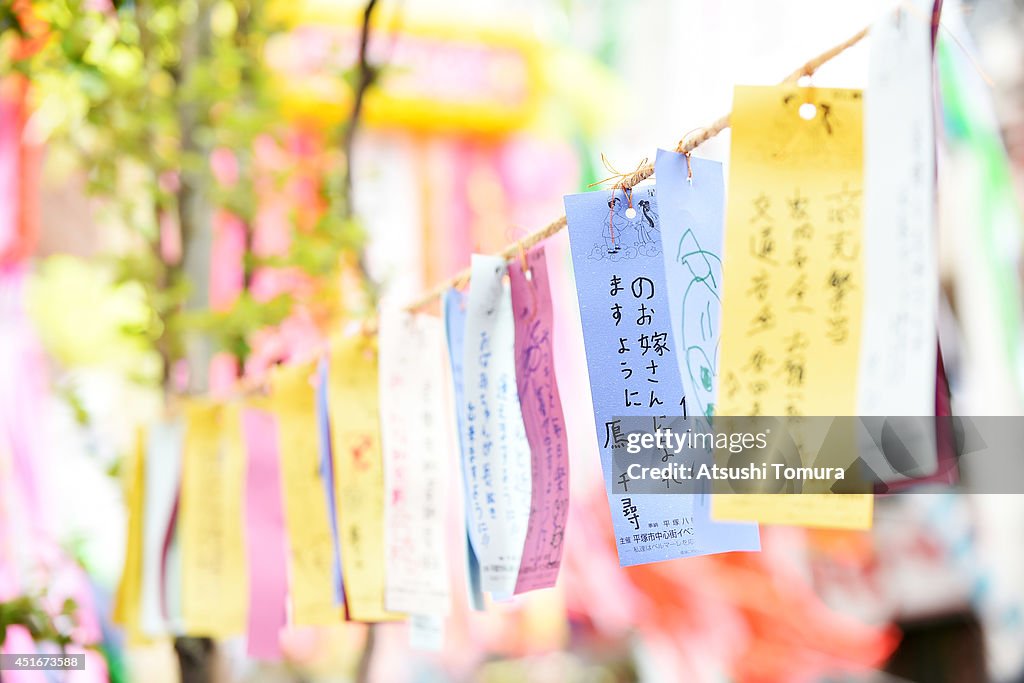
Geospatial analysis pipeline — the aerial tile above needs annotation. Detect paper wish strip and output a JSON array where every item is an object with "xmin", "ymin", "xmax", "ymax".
[
  {"xmin": 139, "ymin": 420, "xmax": 183, "ymax": 637},
  {"xmin": 565, "ymin": 186, "xmax": 760, "ymax": 567},
  {"xmin": 179, "ymin": 400, "xmax": 248, "ymax": 637},
  {"xmin": 328, "ymin": 335, "xmax": 401, "ymax": 622},
  {"xmin": 112, "ymin": 429, "xmax": 146, "ymax": 643},
  {"xmin": 855, "ymin": 1, "xmax": 939, "ymax": 483},
  {"xmin": 379, "ymin": 308, "xmax": 452, "ymax": 615},
  {"xmin": 269, "ymin": 362, "xmax": 344, "ymax": 625},
  {"xmin": 462, "ymin": 255, "xmax": 533, "ymax": 596},
  {"xmin": 712, "ymin": 84, "xmax": 872, "ymax": 529},
  {"xmin": 654, "ymin": 151, "xmax": 727, "ymax": 421},
  {"xmin": 241, "ymin": 406, "xmax": 288, "ymax": 660},
  {"xmin": 409, "ymin": 614, "xmax": 445, "ymax": 652},
  {"xmin": 508, "ymin": 246, "xmax": 570, "ymax": 593},
  {"xmin": 442, "ymin": 288, "xmax": 486, "ymax": 610},
  {"xmin": 315, "ymin": 359, "xmax": 345, "ymax": 605}
]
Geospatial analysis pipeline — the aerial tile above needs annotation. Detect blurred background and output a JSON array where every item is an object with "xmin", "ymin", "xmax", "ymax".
[{"xmin": 2, "ymin": 0, "xmax": 1024, "ymax": 681}]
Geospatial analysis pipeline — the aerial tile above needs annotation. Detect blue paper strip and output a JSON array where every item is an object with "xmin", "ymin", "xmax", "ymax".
[
  {"xmin": 316, "ymin": 358, "xmax": 345, "ymax": 606},
  {"xmin": 443, "ymin": 288, "xmax": 487, "ymax": 610},
  {"xmin": 564, "ymin": 184, "xmax": 760, "ymax": 566},
  {"xmin": 654, "ymin": 151, "xmax": 727, "ymax": 419}
]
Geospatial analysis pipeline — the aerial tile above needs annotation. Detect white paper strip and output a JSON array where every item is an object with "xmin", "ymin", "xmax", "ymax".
[
  {"xmin": 140, "ymin": 420, "xmax": 183, "ymax": 637},
  {"xmin": 462, "ymin": 255, "xmax": 532, "ymax": 596},
  {"xmin": 858, "ymin": 1, "xmax": 938, "ymax": 480},
  {"xmin": 408, "ymin": 614, "xmax": 445, "ymax": 651},
  {"xmin": 380, "ymin": 307, "xmax": 453, "ymax": 615}
]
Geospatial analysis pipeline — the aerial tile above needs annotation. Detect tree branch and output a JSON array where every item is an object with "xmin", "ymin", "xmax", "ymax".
[{"xmin": 341, "ymin": 0, "xmax": 379, "ymax": 218}]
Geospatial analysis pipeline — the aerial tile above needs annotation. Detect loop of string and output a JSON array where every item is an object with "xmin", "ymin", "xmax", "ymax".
[
  {"xmin": 590, "ymin": 154, "xmax": 648, "ymax": 250},
  {"xmin": 516, "ymin": 240, "xmax": 539, "ymax": 322},
  {"xmin": 588, "ymin": 153, "xmax": 654, "ymax": 192},
  {"xmin": 516, "ymin": 238, "xmax": 532, "ymax": 282}
]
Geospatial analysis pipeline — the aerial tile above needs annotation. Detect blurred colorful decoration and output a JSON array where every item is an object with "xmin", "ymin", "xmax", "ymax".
[
  {"xmin": 6, "ymin": 0, "xmax": 1024, "ymax": 682},
  {"xmin": 1, "ymin": 2, "xmax": 113, "ymax": 677},
  {"xmin": 0, "ymin": 0, "xmax": 43, "ymax": 267},
  {"xmin": 938, "ymin": 23, "xmax": 1024, "ymax": 410},
  {"xmin": 266, "ymin": 4, "xmax": 541, "ymax": 136}
]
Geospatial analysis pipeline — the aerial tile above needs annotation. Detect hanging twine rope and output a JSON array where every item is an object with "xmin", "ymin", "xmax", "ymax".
[{"xmin": 404, "ymin": 23, "xmax": 871, "ymax": 312}]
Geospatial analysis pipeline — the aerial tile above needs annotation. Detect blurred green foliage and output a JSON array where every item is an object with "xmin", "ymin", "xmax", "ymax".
[
  {"xmin": 0, "ymin": 593, "xmax": 77, "ymax": 650},
  {"xmin": 3, "ymin": 0, "xmax": 370, "ymax": 384}
]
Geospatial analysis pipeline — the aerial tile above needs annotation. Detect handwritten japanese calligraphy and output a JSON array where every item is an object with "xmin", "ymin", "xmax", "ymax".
[
  {"xmin": 442, "ymin": 288, "xmax": 487, "ymax": 610},
  {"xmin": 565, "ymin": 187, "xmax": 760, "ymax": 566},
  {"xmin": 861, "ymin": 1, "xmax": 938, "ymax": 418},
  {"xmin": 856, "ymin": 2, "xmax": 939, "ymax": 482},
  {"xmin": 713, "ymin": 84, "xmax": 873, "ymax": 529},
  {"xmin": 462, "ymin": 255, "xmax": 532, "ymax": 596}
]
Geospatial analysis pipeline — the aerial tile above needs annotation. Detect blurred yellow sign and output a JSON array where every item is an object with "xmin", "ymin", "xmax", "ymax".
[{"xmin": 265, "ymin": 6, "xmax": 541, "ymax": 135}]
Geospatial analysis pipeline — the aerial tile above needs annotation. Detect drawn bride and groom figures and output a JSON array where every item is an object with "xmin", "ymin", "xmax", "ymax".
[{"xmin": 603, "ymin": 196, "xmax": 660, "ymax": 253}]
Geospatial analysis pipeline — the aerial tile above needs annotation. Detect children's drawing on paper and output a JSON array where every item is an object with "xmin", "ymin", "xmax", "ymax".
[
  {"xmin": 676, "ymin": 218, "xmax": 722, "ymax": 420},
  {"xmin": 587, "ymin": 190, "xmax": 662, "ymax": 262}
]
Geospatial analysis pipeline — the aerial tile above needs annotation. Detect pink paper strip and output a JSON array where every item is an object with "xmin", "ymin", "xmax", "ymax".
[
  {"xmin": 509, "ymin": 245, "xmax": 570, "ymax": 593},
  {"xmin": 242, "ymin": 408, "xmax": 288, "ymax": 659},
  {"xmin": 0, "ymin": 91, "xmax": 21, "ymax": 259}
]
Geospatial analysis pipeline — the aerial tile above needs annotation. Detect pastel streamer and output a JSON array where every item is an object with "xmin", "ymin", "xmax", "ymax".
[
  {"xmin": 113, "ymin": 429, "xmax": 146, "ymax": 642},
  {"xmin": 408, "ymin": 614, "xmax": 445, "ymax": 652},
  {"xmin": 508, "ymin": 246, "xmax": 570, "ymax": 593},
  {"xmin": 139, "ymin": 420, "xmax": 184, "ymax": 637},
  {"xmin": 269, "ymin": 362, "xmax": 343, "ymax": 625},
  {"xmin": 860, "ymin": 0, "xmax": 938, "ymax": 419},
  {"xmin": 241, "ymin": 407, "xmax": 288, "ymax": 659},
  {"xmin": 179, "ymin": 400, "xmax": 249, "ymax": 637},
  {"xmin": 852, "ymin": 2, "xmax": 940, "ymax": 484},
  {"xmin": 315, "ymin": 359, "xmax": 346, "ymax": 605},
  {"xmin": 327, "ymin": 335, "xmax": 400, "ymax": 622},
  {"xmin": 379, "ymin": 308, "xmax": 453, "ymax": 615},
  {"xmin": 442, "ymin": 288, "xmax": 486, "ymax": 610},
  {"xmin": 462, "ymin": 255, "xmax": 533, "ymax": 595}
]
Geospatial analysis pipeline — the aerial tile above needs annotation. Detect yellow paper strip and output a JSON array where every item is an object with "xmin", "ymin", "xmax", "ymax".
[
  {"xmin": 269, "ymin": 363, "xmax": 344, "ymax": 626},
  {"xmin": 328, "ymin": 335, "xmax": 401, "ymax": 622},
  {"xmin": 712, "ymin": 493, "xmax": 872, "ymax": 530},
  {"xmin": 713, "ymin": 84, "xmax": 872, "ymax": 529},
  {"xmin": 113, "ymin": 428, "xmax": 147, "ymax": 643},
  {"xmin": 179, "ymin": 401, "xmax": 249, "ymax": 636}
]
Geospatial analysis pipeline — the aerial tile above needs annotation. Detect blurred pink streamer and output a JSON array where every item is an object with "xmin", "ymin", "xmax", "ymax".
[
  {"xmin": 0, "ymin": 267, "xmax": 108, "ymax": 681},
  {"xmin": 0, "ymin": 264, "xmax": 49, "ymax": 537},
  {"xmin": 242, "ymin": 408, "xmax": 288, "ymax": 660},
  {"xmin": 0, "ymin": 93, "xmax": 21, "ymax": 259}
]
